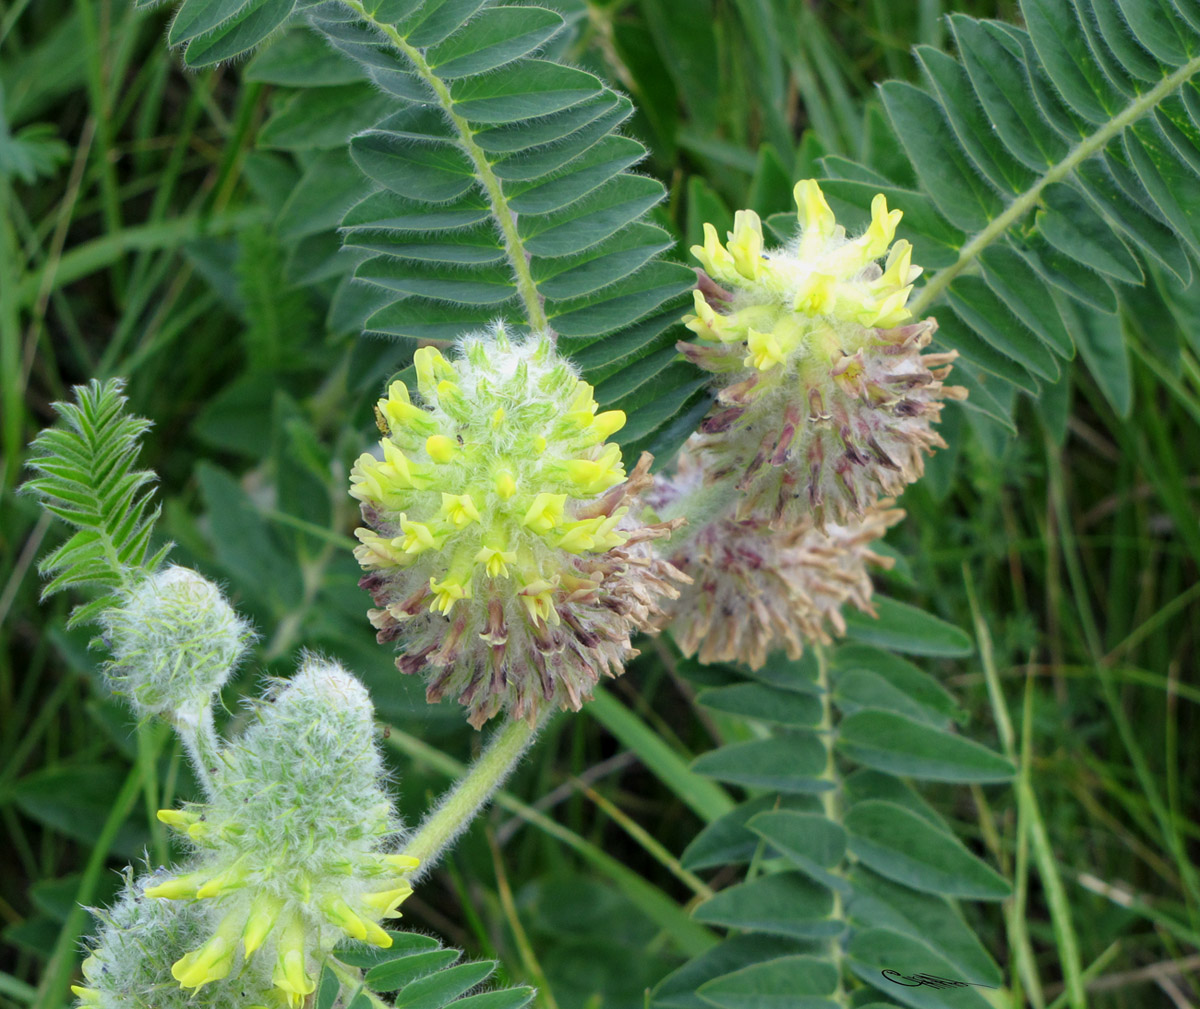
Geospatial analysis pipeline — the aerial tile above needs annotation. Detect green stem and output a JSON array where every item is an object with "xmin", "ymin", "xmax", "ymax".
[
  {"xmin": 402, "ymin": 714, "xmax": 542, "ymax": 876},
  {"xmin": 342, "ymin": 0, "xmax": 550, "ymax": 334},
  {"xmin": 327, "ymin": 959, "xmax": 390, "ymax": 1009},
  {"xmin": 909, "ymin": 52, "xmax": 1200, "ymax": 317},
  {"xmin": 386, "ymin": 720, "xmax": 718, "ymax": 955},
  {"xmin": 814, "ymin": 644, "xmax": 850, "ymax": 1009},
  {"xmin": 172, "ymin": 705, "xmax": 222, "ymax": 798}
]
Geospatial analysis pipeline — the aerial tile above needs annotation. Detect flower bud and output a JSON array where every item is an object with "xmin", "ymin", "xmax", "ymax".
[
  {"xmin": 651, "ymin": 442, "xmax": 903, "ymax": 668},
  {"xmin": 352, "ymin": 325, "xmax": 688, "ymax": 727},
  {"xmin": 100, "ymin": 566, "xmax": 251, "ymax": 719},
  {"xmin": 145, "ymin": 660, "xmax": 417, "ymax": 1007},
  {"xmin": 681, "ymin": 181, "xmax": 965, "ymax": 528}
]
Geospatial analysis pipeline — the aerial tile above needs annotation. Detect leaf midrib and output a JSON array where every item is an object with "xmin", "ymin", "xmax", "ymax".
[
  {"xmin": 909, "ymin": 51, "xmax": 1200, "ymax": 316},
  {"xmin": 344, "ymin": 0, "xmax": 551, "ymax": 334}
]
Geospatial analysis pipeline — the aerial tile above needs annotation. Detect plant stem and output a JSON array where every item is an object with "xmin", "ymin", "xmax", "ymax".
[
  {"xmin": 402, "ymin": 714, "xmax": 542, "ymax": 877},
  {"xmin": 172, "ymin": 705, "xmax": 222, "ymax": 798},
  {"xmin": 814, "ymin": 644, "xmax": 850, "ymax": 1009}
]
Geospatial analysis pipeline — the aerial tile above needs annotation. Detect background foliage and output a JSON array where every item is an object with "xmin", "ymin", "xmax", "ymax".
[{"xmin": 2, "ymin": 1, "xmax": 1199, "ymax": 1008}]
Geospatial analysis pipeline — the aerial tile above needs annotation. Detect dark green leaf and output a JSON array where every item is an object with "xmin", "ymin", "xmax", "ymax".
[
  {"xmin": 691, "ymin": 736, "xmax": 831, "ymax": 794},
  {"xmin": 837, "ymin": 710, "xmax": 1015, "ymax": 783},
  {"xmin": 946, "ymin": 277, "xmax": 1060, "ymax": 381},
  {"xmin": 842, "ymin": 596, "xmax": 973, "ymax": 657},
  {"xmin": 426, "ymin": 7, "xmax": 563, "ymax": 78},
  {"xmin": 681, "ymin": 794, "xmax": 822, "ymax": 871},
  {"xmin": 393, "ymin": 961, "xmax": 495, "ymax": 1009},
  {"xmin": 694, "ymin": 874, "xmax": 840, "ymax": 940},
  {"xmin": 977, "ymin": 244, "xmax": 1075, "ymax": 357},
  {"xmin": 696, "ymin": 683, "xmax": 822, "ymax": 726},
  {"xmin": 845, "ymin": 801, "xmax": 1010, "ymax": 899},
  {"xmin": 1039, "ymin": 182, "xmax": 1143, "ymax": 283},
  {"xmin": 451, "ymin": 59, "xmax": 600, "ymax": 124},
  {"xmin": 365, "ymin": 949, "xmax": 461, "ymax": 991},
  {"xmin": 1020, "ymin": 0, "xmax": 1123, "ymax": 123},
  {"xmin": 846, "ymin": 927, "xmax": 997, "ymax": 1009},
  {"xmin": 879, "ymin": 81, "xmax": 1003, "ymax": 231},
  {"xmin": 697, "ymin": 956, "xmax": 839, "ymax": 1009},
  {"xmin": 747, "ymin": 811, "xmax": 849, "ymax": 893}
]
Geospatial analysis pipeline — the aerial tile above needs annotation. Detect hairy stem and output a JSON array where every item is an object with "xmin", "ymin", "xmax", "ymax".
[
  {"xmin": 341, "ymin": 0, "xmax": 551, "ymax": 335},
  {"xmin": 402, "ymin": 714, "xmax": 542, "ymax": 878},
  {"xmin": 815, "ymin": 644, "xmax": 850, "ymax": 1009},
  {"xmin": 172, "ymin": 705, "xmax": 222, "ymax": 798},
  {"xmin": 909, "ymin": 52, "xmax": 1200, "ymax": 317}
]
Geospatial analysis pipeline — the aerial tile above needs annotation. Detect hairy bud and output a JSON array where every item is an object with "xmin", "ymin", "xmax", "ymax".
[
  {"xmin": 144, "ymin": 660, "xmax": 418, "ymax": 1007},
  {"xmin": 680, "ymin": 180, "xmax": 965, "ymax": 528},
  {"xmin": 351, "ymin": 325, "xmax": 687, "ymax": 727},
  {"xmin": 100, "ymin": 566, "xmax": 251, "ymax": 719}
]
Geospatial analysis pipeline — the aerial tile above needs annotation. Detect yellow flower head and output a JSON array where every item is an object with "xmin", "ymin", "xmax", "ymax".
[
  {"xmin": 353, "ymin": 325, "xmax": 688, "ymax": 727},
  {"xmin": 143, "ymin": 662, "xmax": 418, "ymax": 1007},
  {"xmin": 679, "ymin": 181, "xmax": 964, "ymax": 529}
]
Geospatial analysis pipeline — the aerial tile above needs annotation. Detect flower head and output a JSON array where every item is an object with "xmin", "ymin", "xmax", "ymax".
[
  {"xmin": 100, "ymin": 566, "xmax": 252, "ymax": 720},
  {"xmin": 681, "ymin": 181, "xmax": 965, "ymax": 527},
  {"xmin": 352, "ymin": 326, "xmax": 687, "ymax": 727},
  {"xmin": 651, "ymin": 441, "xmax": 903, "ymax": 669},
  {"xmin": 73, "ymin": 870, "xmax": 288, "ymax": 1009},
  {"xmin": 144, "ymin": 661, "xmax": 417, "ymax": 1007}
]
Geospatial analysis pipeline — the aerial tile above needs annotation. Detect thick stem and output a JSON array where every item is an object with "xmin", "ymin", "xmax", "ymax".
[{"xmin": 403, "ymin": 714, "xmax": 542, "ymax": 878}]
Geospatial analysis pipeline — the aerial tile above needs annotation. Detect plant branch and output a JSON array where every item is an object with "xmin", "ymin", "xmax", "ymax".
[
  {"xmin": 909, "ymin": 53, "xmax": 1200, "ymax": 317},
  {"xmin": 401, "ymin": 714, "xmax": 542, "ymax": 878}
]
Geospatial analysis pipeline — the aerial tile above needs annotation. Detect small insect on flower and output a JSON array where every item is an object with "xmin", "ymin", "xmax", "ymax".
[
  {"xmin": 144, "ymin": 662, "xmax": 418, "ymax": 1008},
  {"xmin": 651, "ymin": 441, "xmax": 903, "ymax": 669},
  {"xmin": 680, "ymin": 180, "xmax": 965, "ymax": 528},
  {"xmin": 351, "ymin": 325, "xmax": 688, "ymax": 728}
]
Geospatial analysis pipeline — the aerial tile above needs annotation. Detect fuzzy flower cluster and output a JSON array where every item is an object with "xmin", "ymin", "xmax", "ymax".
[
  {"xmin": 681, "ymin": 180, "xmax": 964, "ymax": 527},
  {"xmin": 651, "ymin": 443, "xmax": 902, "ymax": 668},
  {"xmin": 100, "ymin": 566, "xmax": 251, "ymax": 720},
  {"xmin": 74, "ymin": 871, "xmax": 288, "ymax": 1009},
  {"xmin": 127, "ymin": 662, "xmax": 418, "ymax": 1008},
  {"xmin": 352, "ymin": 327, "xmax": 686, "ymax": 727}
]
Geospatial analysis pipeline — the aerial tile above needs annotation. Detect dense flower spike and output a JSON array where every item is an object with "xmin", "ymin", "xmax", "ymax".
[
  {"xmin": 352, "ymin": 326, "xmax": 687, "ymax": 727},
  {"xmin": 681, "ymin": 180, "xmax": 965, "ymax": 527},
  {"xmin": 651, "ymin": 442, "xmax": 903, "ymax": 669},
  {"xmin": 144, "ymin": 661, "xmax": 418, "ymax": 1007},
  {"xmin": 73, "ymin": 871, "xmax": 287, "ymax": 1009},
  {"xmin": 100, "ymin": 566, "xmax": 251, "ymax": 720}
]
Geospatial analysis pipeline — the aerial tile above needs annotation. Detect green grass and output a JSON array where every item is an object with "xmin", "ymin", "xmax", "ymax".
[{"xmin": 2, "ymin": 1, "xmax": 1198, "ymax": 1008}]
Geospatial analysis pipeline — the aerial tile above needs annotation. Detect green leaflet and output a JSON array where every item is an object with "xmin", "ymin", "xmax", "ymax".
[
  {"xmin": 21, "ymin": 379, "xmax": 169, "ymax": 626},
  {"xmin": 319, "ymin": 0, "xmax": 697, "ymax": 436},
  {"xmin": 331, "ymin": 931, "xmax": 534, "ymax": 1009},
  {"xmin": 655, "ymin": 638, "xmax": 1011, "ymax": 1009},
  {"xmin": 813, "ymin": 0, "xmax": 1200, "ymax": 425},
  {"xmin": 158, "ymin": 0, "xmax": 698, "ymax": 443}
]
